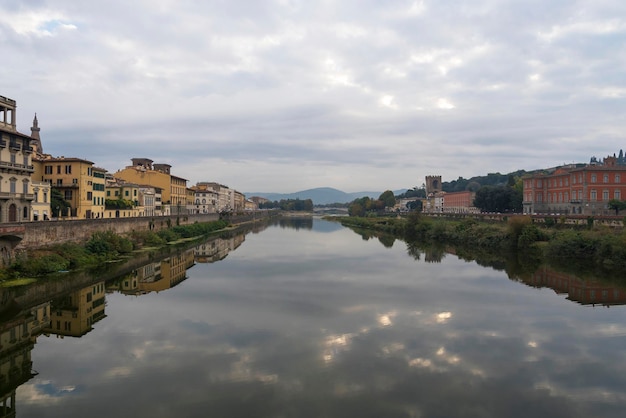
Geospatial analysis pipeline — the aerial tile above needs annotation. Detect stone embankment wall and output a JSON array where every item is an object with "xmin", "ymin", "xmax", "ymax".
[{"xmin": 15, "ymin": 212, "xmax": 268, "ymax": 250}]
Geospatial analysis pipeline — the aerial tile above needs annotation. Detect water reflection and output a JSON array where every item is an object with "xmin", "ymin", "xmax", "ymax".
[{"xmin": 1, "ymin": 218, "xmax": 625, "ymax": 417}]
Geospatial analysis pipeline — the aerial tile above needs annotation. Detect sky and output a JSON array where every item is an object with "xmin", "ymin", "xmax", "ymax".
[{"xmin": 1, "ymin": 0, "xmax": 625, "ymax": 193}]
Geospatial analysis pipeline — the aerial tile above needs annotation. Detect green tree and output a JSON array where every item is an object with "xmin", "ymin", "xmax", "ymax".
[
  {"xmin": 378, "ymin": 190, "xmax": 396, "ymax": 208},
  {"xmin": 51, "ymin": 189, "xmax": 71, "ymax": 218},
  {"xmin": 608, "ymin": 199, "xmax": 626, "ymax": 215},
  {"xmin": 474, "ymin": 185, "xmax": 521, "ymax": 213}
]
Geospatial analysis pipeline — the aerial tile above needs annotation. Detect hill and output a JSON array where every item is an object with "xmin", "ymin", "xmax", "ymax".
[{"xmin": 246, "ymin": 187, "xmax": 407, "ymax": 205}]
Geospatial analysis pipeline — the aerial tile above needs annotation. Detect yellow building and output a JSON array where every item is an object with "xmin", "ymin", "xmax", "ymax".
[
  {"xmin": 0, "ymin": 95, "xmax": 35, "ymax": 223},
  {"xmin": 33, "ymin": 156, "xmax": 105, "ymax": 219},
  {"xmin": 114, "ymin": 158, "xmax": 187, "ymax": 215},
  {"xmin": 104, "ymin": 180, "xmax": 144, "ymax": 218}
]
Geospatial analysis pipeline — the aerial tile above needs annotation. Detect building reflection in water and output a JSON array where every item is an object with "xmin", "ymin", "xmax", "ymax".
[
  {"xmin": 518, "ymin": 266, "xmax": 626, "ymax": 307},
  {"xmin": 194, "ymin": 235, "xmax": 245, "ymax": 263},
  {"xmin": 0, "ymin": 302, "xmax": 50, "ymax": 417},
  {"xmin": 43, "ymin": 282, "xmax": 106, "ymax": 338},
  {"xmin": 108, "ymin": 250, "xmax": 196, "ymax": 296}
]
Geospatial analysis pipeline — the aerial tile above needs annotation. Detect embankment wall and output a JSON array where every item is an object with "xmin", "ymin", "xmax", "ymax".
[{"xmin": 15, "ymin": 212, "xmax": 268, "ymax": 250}]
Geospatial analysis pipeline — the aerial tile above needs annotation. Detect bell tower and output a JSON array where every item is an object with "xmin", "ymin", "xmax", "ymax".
[{"xmin": 30, "ymin": 113, "xmax": 43, "ymax": 154}]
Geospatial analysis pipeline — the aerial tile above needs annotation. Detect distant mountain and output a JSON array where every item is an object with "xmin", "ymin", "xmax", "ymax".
[{"xmin": 245, "ymin": 187, "xmax": 407, "ymax": 205}]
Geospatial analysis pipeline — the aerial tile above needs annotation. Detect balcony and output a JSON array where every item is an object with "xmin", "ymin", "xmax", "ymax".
[
  {"xmin": 0, "ymin": 161, "xmax": 35, "ymax": 172},
  {"xmin": 0, "ymin": 192, "xmax": 35, "ymax": 201}
]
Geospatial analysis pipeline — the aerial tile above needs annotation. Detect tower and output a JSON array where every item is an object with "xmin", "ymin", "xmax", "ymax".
[
  {"xmin": 425, "ymin": 175, "xmax": 442, "ymax": 196},
  {"xmin": 30, "ymin": 114, "xmax": 43, "ymax": 154}
]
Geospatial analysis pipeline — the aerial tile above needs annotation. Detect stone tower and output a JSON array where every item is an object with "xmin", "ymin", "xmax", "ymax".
[
  {"xmin": 30, "ymin": 114, "xmax": 43, "ymax": 154},
  {"xmin": 425, "ymin": 175, "xmax": 442, "ymax": 196}
]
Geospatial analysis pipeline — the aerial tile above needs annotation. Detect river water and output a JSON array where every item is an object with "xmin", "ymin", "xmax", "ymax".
[{"xmin": 5, "ymin": 217, "xmax": 626, "ymax": 417}]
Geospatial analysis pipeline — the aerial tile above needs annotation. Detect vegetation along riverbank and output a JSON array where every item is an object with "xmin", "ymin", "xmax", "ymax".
[
  {"xmin": 1, "ymin": 219, "xmax": 230, "ymax": 282},
  {"xmin": 330, "ymin": 213, "xmax": 626, "ymax": 278}
]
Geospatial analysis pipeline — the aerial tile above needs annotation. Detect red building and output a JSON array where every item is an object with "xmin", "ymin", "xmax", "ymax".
[
  {"xmin": 523, "ymin": 156, "xmax": 626, "ymax": 215},
  {"xmin": 442, "ymin": 191, "xmax": 477, "ymax": 213}
]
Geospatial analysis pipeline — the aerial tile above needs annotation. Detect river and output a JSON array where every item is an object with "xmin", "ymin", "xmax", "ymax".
[{"xmin": 4, "ymin": 217, "xmax": 626, "ymax": 417}]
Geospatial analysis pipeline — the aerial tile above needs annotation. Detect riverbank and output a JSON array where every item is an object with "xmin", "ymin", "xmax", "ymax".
[{"xmin": 329, "ymin": 214, "xmax": 626, "ymax": 279}]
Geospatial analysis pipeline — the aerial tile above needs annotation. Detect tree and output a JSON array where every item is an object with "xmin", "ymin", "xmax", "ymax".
[
  {"xmin": 608, "ymin": 199, "xmax": 626, "ymax": 215},
  {"xmin": 473, "ymin": 185, "xmax": 522, "ymax": 213},
  {"xmin": 51, "ymin": 189, "xmax": 71, "ymax": 218},
  {"xmin": 378, "ymin": 190, "xmax": 396, "ymax": 208}
]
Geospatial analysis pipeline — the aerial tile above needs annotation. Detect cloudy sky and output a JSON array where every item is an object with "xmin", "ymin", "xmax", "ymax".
[{"xmin": 2, "ymin": 0, "xmax": 625, "ymax": 193}]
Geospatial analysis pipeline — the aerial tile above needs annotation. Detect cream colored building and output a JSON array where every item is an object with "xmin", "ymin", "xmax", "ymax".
[
  {"xmin": 30, "ymin": 181, "xmax": 51, "ymax": 221},
  {"xmin": 0, "ymin": 95, "xmax": 35, "ymax": 223}
]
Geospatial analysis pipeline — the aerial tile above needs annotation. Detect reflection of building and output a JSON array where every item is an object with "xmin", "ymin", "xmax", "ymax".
[
  {"xmin": 194, "ymin": 235, "xmax": 245, "ymax": 263},
  {"xmin": 44, "ymin": 282, "xmax": 106, "ymax": 337},
  {"xmin": 140, "ymin": 251, "xmax": 194, "ymax": 292},
  {"xmin": 522, "ymin": 266, "xmax": 626, "ymax": 306},
  {"xmin": 0, "ymin": 302, "xmax": 50, "ymax": 416}
]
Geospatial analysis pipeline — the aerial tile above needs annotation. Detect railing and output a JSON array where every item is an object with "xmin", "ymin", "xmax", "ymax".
[
  {"xmin": 0, "ymin": 161, "xmax": 34, "ymax": 171},
  {"xmin": 0, "ymin": 192, "xmax": 35, "ymax": 200}
]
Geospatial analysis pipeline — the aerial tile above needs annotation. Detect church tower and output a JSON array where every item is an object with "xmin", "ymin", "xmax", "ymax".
[{"xmin": 30, "ymin": 113, "xmax": 43, "ymax": 154}]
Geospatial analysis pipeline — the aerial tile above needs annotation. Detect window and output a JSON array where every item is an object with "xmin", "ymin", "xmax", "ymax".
[
  {"xmin": 22, "ymin": 181, "xmax": 28, "ymax": 195},
  {"xmin": 9, "ymin": 178, "xmax": 16, "ymax": 194},
  {"xmin": 45, "ymin": 165, "xmax": 53, "ymax": 174},
  {"xmin": 107, "ymin": 191, "xmax": 110, "ymax": 197},
  {"xmin": 565, "ymin": 178, "xmax": 568, "ymax": 186},
  {"xmin": 536, "ymin": 193, "xmax": 542, "ymax": 203},
  {"xmin": 65, "ymin": 165, "xmax": 72, "ymax": 174},
  {"xmin": 56, "ymin": 179, "xmax": 62, "ymax": 186},
  {"xmin": 23, "ymin": 155, "xmax": 28, "ymax": 166},
  {"xmin": 10, "ymin": 153, "xmax": 16, "ymax": 164},
  {"xmin": 616, "ymin": 174, "xmax": 621, "ymax": 183},
  {"xmin": 591, "ymin": 174, "xmax": 597, "ymax": 183},
  {"xmin": 590, "ymin": 190, "xmax": 597, "ymax": 201},
  {"xmin": 564, "ymin": 192, "xmax": 568, "ymax": 202},
  {"xmin": 125, "ymin": 191, "xmax": 129, "ymax": 197},
  {"xmin": 34, "ymin": 190, "xmax": 38, "ymax": 202},
  {"xmin": 57, "ymin": 165, "xmax": 61, "ymax": 174},
  {"xmin": 578, "ymin": 190, "xmax": 582, "ymax": 200},
  {"xmin": 616, "ymin": 190, "xmax": 621, "ymax": 200},
  {"xmin": 134, "ymin": 190, "xmax": 137, "ymax": 196},
  {"xmin": 64, "ymin": 190, "xmax": 72, "ymax": 200},
  {"xmin": 72, "ymin": 178, "xmax": 78, "ymax": 184},
  {"xmin": 87, "ymin": 191, "xmax": 93, "ymax": 200},
  {"xmin": 43, "ymin": 191, "xmax": 48, "ymax": 203},
  {"xmin": 603, "ymin": 190, "xmax": 609, "ymax": 201},
  {"xmin": 604, "ymin": 174, "xmax": 609, "ymax": 183},
  {"xmin": 537, "ymin": 180, "xmax": 542, "ymax": 187}
]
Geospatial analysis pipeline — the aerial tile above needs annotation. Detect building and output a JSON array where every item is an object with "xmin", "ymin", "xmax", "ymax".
[
  {"xmin": 190, "ymin": 183, "xmax": 218, "ymax": 214},
  {"xmin": 33, "ymin": 156, "xmax": 104, "ymax": 219},
  {"xmin": 114, "ymin": 158, "xmax": 187, "ymax": 215},
  {"xmin": 443, "ymin": 191, "xmax": 477, "ymax": 213},
  {"xmin": 523, "ymin": 156, "xmax": 626, "ymax": 216},
  {"xmin": 0, "ymin": 95, "xmax": 35, "ymax": 223},
  {"xmin": 30, "ymin": 181, "xmax": 51, "ymax": 221},
  {"xmin": 104, "ymin": 179, "xmax": 144, "ymax": 218}
]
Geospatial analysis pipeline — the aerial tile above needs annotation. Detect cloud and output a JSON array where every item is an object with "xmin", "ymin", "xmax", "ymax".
[{"xmin": 3, "ymin": 0, "xmax": 626, "ymax": 192}]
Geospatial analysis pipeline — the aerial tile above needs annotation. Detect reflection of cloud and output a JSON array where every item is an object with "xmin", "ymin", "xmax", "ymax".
[
  {"xmin": 104, "ymin": 366, "xmax": 133, "ymax": 378},
  {"xmin": 323, "ymin": 333, "xmax": 355, "ymax": 363},
  {"xmin": 378, "ymin": 311, "xmax": 397, "ymax": 326},
  {"xmin": 19, "ymin": 380, "xmax": 79, "ymax": 405},
  {"xmin": 436, "ymin": 311, "xmax": 453, "ymax": 323}
]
